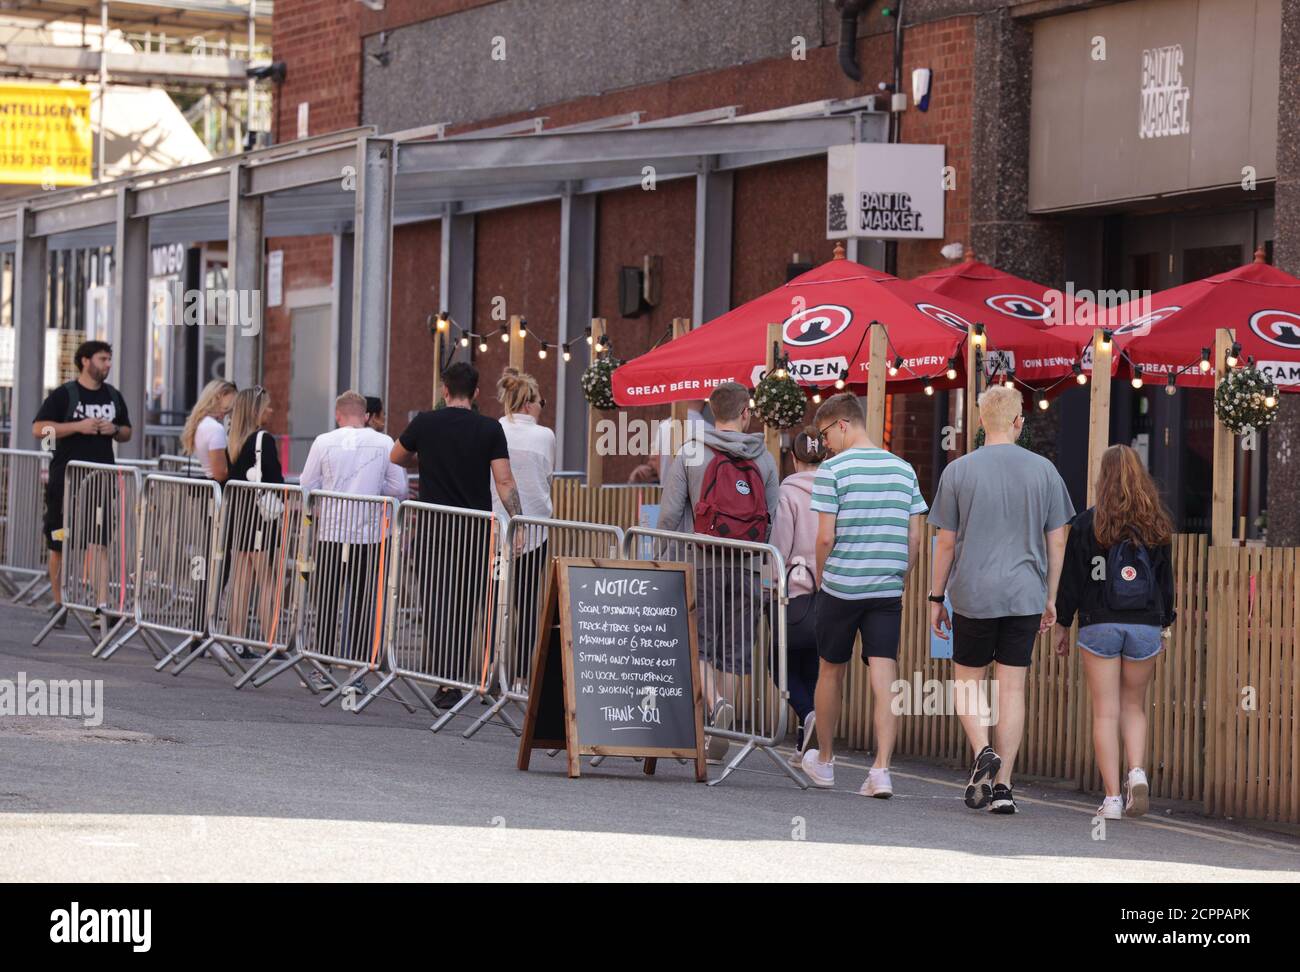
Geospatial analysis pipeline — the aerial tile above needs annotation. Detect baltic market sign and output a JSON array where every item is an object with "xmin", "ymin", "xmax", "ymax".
[
  {"xmin": 826, "ymin": 142, "xmax": 945, "ymax": 241},
  {"xmin": 517, "ymin": 558, "xmax": 706, "ymax": 780},
  {"xmin": 0, "ymin": 83, "xmax": 93, "ymax": 186}
]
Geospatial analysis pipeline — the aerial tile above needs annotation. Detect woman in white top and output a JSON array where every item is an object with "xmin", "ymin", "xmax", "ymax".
[
  {"xmin": 181, "ymin": 379, "xmax": 237, "ymax": 482},
  {"xmin": 491, "ymin": 368, "xmax": 556, "ymax": 687}
]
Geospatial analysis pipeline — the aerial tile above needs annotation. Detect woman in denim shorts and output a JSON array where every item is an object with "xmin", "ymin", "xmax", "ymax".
[{"xmin": 1053, "ymin": 445, "xmax": 1175, "ymax": 822}]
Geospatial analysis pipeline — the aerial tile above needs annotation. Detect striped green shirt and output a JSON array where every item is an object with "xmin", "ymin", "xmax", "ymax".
[{"xmin": 810, "ymin": 447, "xmax": 927, "ymax": 600}]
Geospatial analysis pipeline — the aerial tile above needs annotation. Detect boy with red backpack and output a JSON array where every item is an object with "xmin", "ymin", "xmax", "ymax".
[{"xmin": 657, "ymin": 382, "xmax": 780, "ymax": 763}]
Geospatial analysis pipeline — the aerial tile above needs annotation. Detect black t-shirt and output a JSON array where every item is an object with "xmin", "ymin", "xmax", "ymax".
[
  {"xmin": 228, "ymin": 429, "xmax": 284, "ymax": 484},
  {"xmin": 34, "ymin": 381, "xmax": 132, "ymax": 487},
  {"xmin": 398, "ymin": 407, "xmax": 509, "ymax": 511}
]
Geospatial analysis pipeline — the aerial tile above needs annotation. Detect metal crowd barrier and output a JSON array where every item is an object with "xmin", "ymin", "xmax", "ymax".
[
  {"xmin": 363, "ymin": 501, "xmax": 505, "ymax": 730},
  {"xmin": 212, "ymin": 481, "xmax": 314, "ymax": 690},
  {"xmin": 117, "ymin": 457, "xmax": 160, "ymax": 472},
  {"xmin": 490, "ymin": 516, "xmax": 624, "ymax": 735},
  {"xmin": 253, "ymin": 490, "xmax": 414, "ymax": 712},
  {"xmin": 0, "ymin": 448, "xmax": 51, "ymax": 605},
  {"xmin": 110, "ymin": 475, "xmax": 235, "ymax": 674},
  {"xmin": 33, "ymin": 461, "xmax": 143, "ymax": 654},
  {"xmin": 623, "ymin": 526, "xmax": 801, "ymax": 788},
  {"xmin": 157, "ymin": 454, "xmax": 204, "ymax": 476}
]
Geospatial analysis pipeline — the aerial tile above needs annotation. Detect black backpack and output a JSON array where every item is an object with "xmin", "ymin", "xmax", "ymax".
[{"xmin": 1104, "ymin": 540, "xmax": 1159, "ymax": 613}]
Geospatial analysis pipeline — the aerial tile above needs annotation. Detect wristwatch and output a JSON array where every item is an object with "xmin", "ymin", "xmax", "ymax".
[{"xmin": 927, "ymin": 592, "xmax": 946, "ymax": 604}]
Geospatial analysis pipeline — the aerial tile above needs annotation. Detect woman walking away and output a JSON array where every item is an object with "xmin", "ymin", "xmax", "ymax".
[
  {"xmin": 1054, "ymin": 444, "xmax": 1175, "ymax": 821},
  {"xmin": 181, "ymin": 379, "xmax": 237, "ymax": 481},
  {"xmin": 225, "ymin": 387, "xmax": 284, "ymax": 652},
  {"xmin": 491, "ymin": 368, "xmax": 556, "ymax": 691},
  {"xmin": 769, "ymin": 427, "xmax": 828, "ymax": 764}
]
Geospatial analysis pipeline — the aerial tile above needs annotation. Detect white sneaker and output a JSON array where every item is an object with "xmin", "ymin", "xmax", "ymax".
[
  {"xmin": 859, "ymin": 767, "xmax": 893, "ymax": 799},
  {"xmin": 1125, "ymin": 768, "xmax": 1150, "ymax": 817},
  {"xmin": 706, "ymin": 699, "xmax": 733, "ymax": 764},
  {"xmin": 801, "ymin": 748, "xmax": 835, "ymax": 788},
  {"xmin": 788, "ymin": 712, "xmax": 817, "ymax": 766},
  {"xmin": 1097, "ymin": 795, "xmax": 1123, "ymax": 820}
]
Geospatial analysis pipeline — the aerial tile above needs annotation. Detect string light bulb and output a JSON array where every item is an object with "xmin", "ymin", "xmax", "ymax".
[
  {"xmin": 499, "ymin": 324, "xmax": 510, "ymax": 343},
  {"xmin": 585, "ymin": 327, "xmax": 594, "ymax": 347},
  {"xmin": 1099, "ymin": 329, "xmax": 1114, "ymax": 353},
  {"xmin": 971, "ymin": 323, "xmax": 986, "ymax": 348},
  {"xmin": 888, "ymin": 355, "xmax": 903, "ymax": 377},
  {"xmin": 562, "ymin": 344, "xmax": 572, "ymax": 363},
  {"xmin": 834, "ymin": 368, "xmax": 847, "ymax": 391},
  {"xmin": 946, "ymin": 357, "xmax": 958, "ymax": 381},
  {"xmin": 478, "ymin": 337, "xmax": 489, "ymax": 353},
  {"xmin": 1131, "ymin": 365, "xmax": 1144, "ymax": 389},
  {"xmin": 1265, "ymin": 381, "xmax": 1278, "ymax": 409},
  {"xmin": 1199, "ymin": 348, "xmax": 1212, "ymax": 373},
  {"xmin": 435, "ymin": 312, "xmax": 449, "ymax": 332},
  {"xmin": 1035, "ymin": 390, "xmax": 1049, "ymax": 411},
  {"xmin": 1226, "ymin": 342, "xmax": 1241, "ymax": 368},
  {"xmin": 459, "ymin": 335, "xmax": 469, "ymax": 348},
  {"xmin": 538, "ymin": 342, "xmax": 548, "ymax": 360},
  {"xmin": 811, "ymin": 391, "xmax": 822, "ymax": 404},
  {"xmin": 923, "ymin": 383, "xmax": 935, "ymax": 397},
  {"xmin": 1165, "ymin": 373, "xmax": 1177, "ymax": 396},
  {"xmin": 518, "ymin": 318, "xmax": 528, "ymax": 338},
  {"xmin": 1073, "ymin": 361, "xmax": 1087, "ymax": 386}
]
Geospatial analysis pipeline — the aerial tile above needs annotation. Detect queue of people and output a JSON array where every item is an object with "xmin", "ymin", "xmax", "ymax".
[{"xmin": 36, "ymin": 343, "xmax": 1174, "ymax": 817}]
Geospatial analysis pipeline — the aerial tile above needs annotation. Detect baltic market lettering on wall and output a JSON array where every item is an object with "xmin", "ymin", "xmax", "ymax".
[
  {"xmin": 858, "ymin": 191, "xmax": 925, "ymax": 234},
  {"xmin": 1139, "ymin": 44, "xmax": 1190, "ymax": 140}
]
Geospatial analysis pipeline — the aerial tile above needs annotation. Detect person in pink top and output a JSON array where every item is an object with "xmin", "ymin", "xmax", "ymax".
[{"xmin": 769, "ymin": 427, "xmax": 828, "ymax": 762}]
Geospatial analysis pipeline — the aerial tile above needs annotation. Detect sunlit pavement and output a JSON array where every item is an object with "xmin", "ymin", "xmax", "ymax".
[{"xmin": 1, "ymin": 603, "xmax": 1297, "ymax": 883}]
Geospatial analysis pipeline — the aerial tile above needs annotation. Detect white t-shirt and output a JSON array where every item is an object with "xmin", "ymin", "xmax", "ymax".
[
  {"xmin": 491, "ymin": 414, "xmax": 555, "ymax": 549},
  {"xmin": 194, "ymin": 415, "xmax": 227, "ymax": 477},
  {"xmin": 298, "ymin": 424, "xmax": 408, "ymax": 544}
]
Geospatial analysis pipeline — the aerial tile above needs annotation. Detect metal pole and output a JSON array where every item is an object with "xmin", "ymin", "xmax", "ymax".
[
  {"xmin": 98, "ymin": 1, "xmax": 107, "ymax": 181},
  {"xmin": 247, "ymin": 0, "xmax": 257, "ymax": 149}
]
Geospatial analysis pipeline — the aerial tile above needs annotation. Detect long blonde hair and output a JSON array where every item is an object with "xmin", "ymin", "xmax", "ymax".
[
  {"xmin": 181, "ymin": 379, "xmax": 236, "ymax": 455},
  {"xmin": 497, "ymin": 367, "xmax": 540, "ymax": 420},
  {"xmin": 227, "ymin": 386, "xmax": 271, "ymax": 463}
]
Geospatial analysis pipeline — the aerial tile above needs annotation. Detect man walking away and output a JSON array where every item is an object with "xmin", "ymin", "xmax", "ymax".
[
  {"xmin": 32, "ymin": 341, "xmax": 132, "ymax": 630},
  {"xmin": 299, "ymin": 391, "xmax": 408, "ymax": 692},
  {"xmin": 658, "ymin": 381, "xmax": 778, "ymax": 763},
  {"xmin": 391, "ymin": 362, "xmax": 522, "ymax": 710},
  {"xmin": 928, "ymin": 384, "xmax": 1074, "ymax": 815},
  {"xmin": 800, "ymin": 393, "xmax": 927, "ymax": 797}
]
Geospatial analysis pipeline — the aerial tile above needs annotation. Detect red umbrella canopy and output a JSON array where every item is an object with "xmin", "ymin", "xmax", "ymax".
[
  {"xmin": 1111, "ymin": 259, "xmax": 1300, "ymax": 391},
  {"xmin": 912, "ymin": 258, "xmax": 1097, "ymax": 352},
  {"xmin": 612, "ymin": 259, "xmax": 1080, "ymax": 407}
]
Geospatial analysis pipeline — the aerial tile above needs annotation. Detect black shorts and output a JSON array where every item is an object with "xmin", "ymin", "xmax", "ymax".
[
  {"xmin": 43, "ymin": 486, "xmax": 64, "ymax": 552},
  {"xmin": 952, "ymin": 613, "xmax": 1041, "ymax": 669},
  {"xmin": 814, "ymin": 590, "xmax": 903, "ymax": 664}
]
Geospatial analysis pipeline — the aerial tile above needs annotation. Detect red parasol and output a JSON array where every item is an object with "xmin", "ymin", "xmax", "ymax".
[
  {"xmin": 612, "ymin": 258, "xmax": 1083, "ymax": 407},
  {"xmin": 1109, "ymin": 253, "xmax": 1300, "ymax": 391}
]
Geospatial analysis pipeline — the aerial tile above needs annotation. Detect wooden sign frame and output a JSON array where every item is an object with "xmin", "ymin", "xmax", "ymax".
[{"xmin": 516, "ymin": 557, "xmax": 707, "ymax": 781}]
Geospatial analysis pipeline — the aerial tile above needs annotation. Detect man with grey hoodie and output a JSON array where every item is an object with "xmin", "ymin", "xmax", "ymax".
[{"xmin": 658, "ymin": 382, "xmax": 780, "ymax": 762}]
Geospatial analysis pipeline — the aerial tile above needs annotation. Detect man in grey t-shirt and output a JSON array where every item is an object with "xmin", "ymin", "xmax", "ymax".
[{"xmin": 928, "ymin": 385, "xmax": 1074, "ymax": 816}]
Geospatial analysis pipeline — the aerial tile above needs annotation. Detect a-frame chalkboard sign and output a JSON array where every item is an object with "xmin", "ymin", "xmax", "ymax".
[{"xmin": 516, "ymin": 557, "xmax": 707, "ymax": 781}]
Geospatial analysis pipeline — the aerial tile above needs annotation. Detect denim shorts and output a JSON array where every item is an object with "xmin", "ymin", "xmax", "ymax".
[{"xmin": 1078, "ymin": 623, "xmax": 1163, "ymax": 661}]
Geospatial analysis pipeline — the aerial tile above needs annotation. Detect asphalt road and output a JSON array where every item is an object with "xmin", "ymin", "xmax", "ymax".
[{"xmin": 1, "ymin": 602, "xmax": 1297, "ymax": 882}]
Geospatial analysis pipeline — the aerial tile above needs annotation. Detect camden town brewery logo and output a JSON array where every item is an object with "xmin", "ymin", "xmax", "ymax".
[
  {"xmin": 915, "ymin": 302, "xmax": 974, "ymax": 333},
  {"xmin": 782, "ymin": 304, "xmax": 853, "ymax": 346},
  {"xmin": 1250, "ymin": 310, "xmax": 1300, "ymax": 350},
  {"xmin": 986, "ymin": 294, "xmax": 1051, "ymax": 321}
]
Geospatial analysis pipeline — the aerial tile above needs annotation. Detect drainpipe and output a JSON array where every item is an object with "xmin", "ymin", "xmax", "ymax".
[{"xmin": 834, "ymin": 0, "xmax": 866, "ymax": 82}]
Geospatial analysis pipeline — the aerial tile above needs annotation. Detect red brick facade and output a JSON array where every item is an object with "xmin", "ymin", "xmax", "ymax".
[{"xmin": 270, "ymin": 3, "xmax": 976, "ymax": 485}]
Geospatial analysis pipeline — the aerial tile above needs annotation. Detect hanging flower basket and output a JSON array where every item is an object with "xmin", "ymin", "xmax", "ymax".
[
  {"xmin": 1214, "ymin": 364, "xmax": 1280, "ymax": 434},
  {"xmin": 753, "ymin": 370, "xmax": 807, "ymax": 430},
  {"xmin": 581, "ymin": 356, "xmax": 620, "ymax": 410}
]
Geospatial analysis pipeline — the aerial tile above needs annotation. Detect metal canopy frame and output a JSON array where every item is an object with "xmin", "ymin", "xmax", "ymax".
[{"xmin": 2, "ymin": 102, "xmax": 887, "ymax": 462}]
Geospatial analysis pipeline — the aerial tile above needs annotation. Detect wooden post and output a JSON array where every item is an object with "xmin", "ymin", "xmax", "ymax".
[
  {"xmin": 1211, "ymin": 327, "xmax": 1237, "ymax": 546},
  {"xmin": 585, "ymin": 317, "xmax": 607, "ymax": 487},
  {"xmin": 670, "ymin": 317, "xmax": 692, "ymax": 432},
  {"xmin": 430, "ymin": 324, "xmax": 444, "ymax": 408},
  {"xmin": 865, "ymin": 321, "xmax": 888, "ymax": 446},
  {"xmin": 964, "ymin": 329, "xmax": 982, "ymax": 453},
  {"xmin": 509, "ymin": 314, "xmax": 525, "ymax": 372},
  {"xmin": 1085, "ymin": 327, "xmax": 1113, "ymax": 506},
  {"xmin": 764, "ymin": 322, "xmax": 783, "ymax": 475}
]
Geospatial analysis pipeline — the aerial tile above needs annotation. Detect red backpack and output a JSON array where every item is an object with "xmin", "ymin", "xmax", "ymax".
[{"xmin": 692, "ymin": 452, "xmax": 769, "ymax": 542}]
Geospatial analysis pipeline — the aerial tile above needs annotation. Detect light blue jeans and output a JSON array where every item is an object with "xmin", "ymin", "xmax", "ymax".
[{"xmin": 1078, "ymin": 623, "xmax": 1163, "ymax": 661}]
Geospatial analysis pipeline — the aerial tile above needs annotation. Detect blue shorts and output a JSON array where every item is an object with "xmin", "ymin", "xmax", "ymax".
[{"xmin": 1078, "ymin": 623, "xmax": 1163, "ymax": 661}]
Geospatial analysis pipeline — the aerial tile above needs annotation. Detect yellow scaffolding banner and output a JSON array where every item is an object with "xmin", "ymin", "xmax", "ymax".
[{"xmin": 0, "ymin": 83, "xmax": 93, "ymax": 187}]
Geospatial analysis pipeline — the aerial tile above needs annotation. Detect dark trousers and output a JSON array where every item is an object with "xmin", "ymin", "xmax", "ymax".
[
  {"xmin": 509, "ymin": 540, "xmax": 549, "ymax": 683},
  {"xmin": 783, "ymin": 593, "xmax": 820, "ymax": 722},
  {"xmin": 314, "ymin": 541, "xmax": 379, "ymax": 663},
  {"xmin": 422, "ymin": 543, "xmax": 489, "ymax": 684}
]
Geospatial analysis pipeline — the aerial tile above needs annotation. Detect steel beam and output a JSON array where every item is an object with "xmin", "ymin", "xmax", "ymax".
[
  {"xmin": 225, "ymin": 165, "xmax": 264, "ymax": 390},
  {"xmin": 112, "ymin": 188, "xmax": 150, "ymax": 460},
  {"xmin": 350, "ymin": 137, "xmax": 395, "ymax": 412},
  {"xmin": 438, "ymin": 205, "xmax": 475, "ymax": 374},
  {"xmin": 557, "ymin": 192, "xmax": 596, "ymax": 470},
  {"xmin": 12, "ymin": 206, "xmax": 47, "ymax": 452},
  {"xmin": 693, "ymin": 162, "xmax": 733, "ymax": 327}
]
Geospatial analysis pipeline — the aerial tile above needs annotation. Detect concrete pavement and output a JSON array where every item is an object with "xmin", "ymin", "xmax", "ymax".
[{"xmin": 1, "ymin": 602, "xmax": 1297, "ymax": 882}]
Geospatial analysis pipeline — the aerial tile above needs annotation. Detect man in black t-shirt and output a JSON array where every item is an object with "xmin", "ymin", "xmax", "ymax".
[
  {"xmin": 392, "ymin": 362, "xmax": 522, "ymax": 707},
  {"xmin": 32, "ymin": 340, "xmax": 133, "ymax": 618}
]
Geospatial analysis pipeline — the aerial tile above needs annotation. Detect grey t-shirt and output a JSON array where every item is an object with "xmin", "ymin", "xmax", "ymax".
[{"xmin": 928, "ymin": 444, "xmax": 1075, "ymax": 619}]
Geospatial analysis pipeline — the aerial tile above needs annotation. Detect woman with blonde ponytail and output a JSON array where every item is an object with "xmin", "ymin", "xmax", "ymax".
[
  {"xmin": 492, "ymin": 368, "xmax": 556, "ymax": 689},
  {"xmin": 181, "ymin": 379, "xmax": 237, "ymax": 481}
]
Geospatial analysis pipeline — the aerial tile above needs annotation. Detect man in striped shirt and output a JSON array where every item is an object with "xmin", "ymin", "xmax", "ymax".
[{"xmin": 801, "ymin": 393, "xmax": 927, "ymax": 796}]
